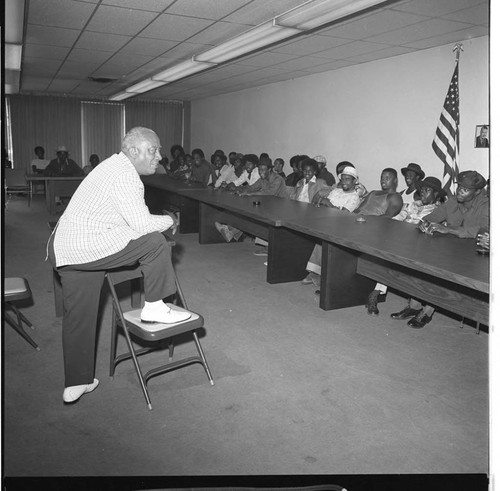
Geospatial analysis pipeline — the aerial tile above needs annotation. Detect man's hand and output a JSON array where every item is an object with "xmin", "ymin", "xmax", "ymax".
[{"xmin": 162, "ymin": 210, "xmax": 179, "ymax": 235}]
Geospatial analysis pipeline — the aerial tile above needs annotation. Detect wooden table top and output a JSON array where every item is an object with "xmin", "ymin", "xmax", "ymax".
[
  {"xmin": 26, "ymin": 174, "xmax": 85, "ymax": 181},
  {"xmin": 284, "ymin": 212, "xmax": 489, "ymax": 293},
  {"xmin": 141, "ymin": 175, "xmax": 206, "ymax": 192}
]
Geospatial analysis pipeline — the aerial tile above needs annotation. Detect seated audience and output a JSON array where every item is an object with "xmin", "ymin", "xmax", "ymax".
[
  {"xmin": 393, "ymin": 163, "xmax": 425, "ymax": 219},
  {"xmin": 215, "ymin": 153, "xmax": 242, "ymax": 188},
  {"xmin": 44, "ymin": 146, "xmax": 84, "ymax": 177},
  {"xmin": 354, "ymin": 168, "xmax": 403, "ymax": 217},
  {"xmin": 335, "ymin": 161, "xmax": 368, "ymax": 198},
  {"xmin": 366, "ymin": 176, "xmax": 446, "ymax": 315},
  {"xmin": 285, "ymin": 155, "xmax": 303, "ymax": 187},
  {"xmin": 169, "ymin": 144, "xmax": 185, "ymax": 173},
  {"xmin": 390, "ymin": 170, "xmax": 488, "ymax": 329},
  {"xmin": 209, "ymin": 151, "xmax": 228, "ymax": 186},
  {"xmin": 225, "ymin": 154, "xmax": 260, "ymax": 191},
  {"xmin": 171, "ymin": 154, "xmax": 190, "ymax": 179},
  {"xmin": 189, "ymin": 148, "xmax": 216, "ymax": 186},
  {"xmin": 273, "ymin": 158, "xmax": 286, "ymax": 179},
  {"xmin": 313, "ymin": 155, "xmax": 335, "ymax": 186},
  {"xmin": 31, "ymin": 146, "xmax": 50, "ymax": 173},
  {"xmin": 83, "ymin": 154, "xmax": 100, "ymax": 175},
  {"xmin": 289, "ymin": 159, "xmax": 328, "ymax": 203}
]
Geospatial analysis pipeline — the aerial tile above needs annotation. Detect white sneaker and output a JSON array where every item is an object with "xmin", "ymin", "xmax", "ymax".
[
  {"xmin": 141, "ymin": 303, "xmax": 191, "ymax": 324},
  {"xmin": 215, "ymin": 221, "xmax": 233, "ymax": 242},
  {"xmin": 63, "ymin": 378, "xmax": 99, "ymax": 403}
]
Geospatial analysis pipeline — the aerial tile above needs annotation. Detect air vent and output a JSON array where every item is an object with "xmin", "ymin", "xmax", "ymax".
[{"xmin": 87, "ymin": 76, "xmax": 117, "ymax": 83}]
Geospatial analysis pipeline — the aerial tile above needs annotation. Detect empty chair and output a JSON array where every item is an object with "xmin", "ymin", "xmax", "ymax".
[
  {"xmin": 5, "ymin": 168, "xmax": 32, "ymax": 207},
  {"xmin": 106, "ymin": 265, "xmax": 214, "ymax": 410},
  {"xmin": 4, "ymin": 277, "xmax": 40, "ymax": 351}
]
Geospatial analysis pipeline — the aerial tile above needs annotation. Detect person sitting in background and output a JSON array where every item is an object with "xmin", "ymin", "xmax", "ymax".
[
  {"xmin": 285, "ymin": 155, "xmax": 303, "ymax": 187},
  {"xmin": 171, "ymin": 154, "xmax": 190, "ymax": 179},
  {"xmin": 289, "ymin": 159, "xmax": 328, "ymax": 203},
  {"xmin": 189, "ymin": 148, "xmax": 216, "ymax": 186},
  {"xmin": 354, "ymin": 168, "xmax": 403, "ymax": 217},
  {"xmin": 313, "ymin": 155, "xmax": 335, "ymax": 186},
  {"xmin": 366, "ymin": 176, "xmax": 446, "ymax": 316},
  {"xmin": 209, "ymin": 151, "xmax": 228, "ymax": 186},
  {"xmin": 83, "ymin": 154, "xmax": 100, "ymax": 175},
  {"xmin": 215, "ymin": 152, "xmax": 240, "ymax": 188},
  {"xmin": 393, "ymin": 163, "xmax": 425, "ymax": 220},
  {"xmin": 169, "ymin": 144, "xmax": 185, "ymax": 173},
  {"xmin": 156, "ymin": 155, "xmax": 169, "ymax": 174},
  {"xmin": 31, "ymin": 146, "xmax": 50, "ymax": 174},
  {"xmin": 302, "ymin": 165, "xmax": 363, "ymax": 288},
  {"xmin": 215, "ymin": 159, "xmax": 287, "ymax": 244},
  {"xmin": 273, "ymin": 158, "xmax": 286, "ymax": 179},
  {"xmin": 335, "ymin": 161, "xmax": 368, "ymax": 198},
  {"xmin": 225, "ymin": 154, "xmax": 260, "ymax": 191},
  {"xmin": 390, "ymin": 170, "xmax": 488, "ymax": 329},
  {"xmin": 44, "ymin": 146, "xmax": 83, "ymax": 177}
]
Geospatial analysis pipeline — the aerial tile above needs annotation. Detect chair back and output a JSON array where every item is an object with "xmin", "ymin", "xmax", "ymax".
[{"xmin": 5, "ymin": 168, "xmax": 28, "ymax": 187}]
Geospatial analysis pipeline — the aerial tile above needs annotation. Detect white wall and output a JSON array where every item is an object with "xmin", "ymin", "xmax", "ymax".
[{"xmin": 191, "ymin": 36, "xmax": 489, "ymax": 191}]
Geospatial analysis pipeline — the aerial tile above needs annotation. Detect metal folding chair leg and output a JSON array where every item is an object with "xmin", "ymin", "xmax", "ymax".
[{"xmin": 4, "ymin": 311, "xmax": 40, "ymax": 351}]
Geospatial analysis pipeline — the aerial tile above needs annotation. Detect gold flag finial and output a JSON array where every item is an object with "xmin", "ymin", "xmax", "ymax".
[{"xmin": 453, "ymin": 43, "xmax": 464, "ymax": 61}]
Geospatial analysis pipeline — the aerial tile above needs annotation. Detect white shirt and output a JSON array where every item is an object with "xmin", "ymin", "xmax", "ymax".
[
  {"xmin": 214, "ymin": 164, "xmax": 237, "ymax": 188},
  {"xmin": 52, "ymin": 152, "xmax": 173, "ymax": 267},
  {"xmin": 297, "ymin": 176, "xmax": 316, "ymax": 203},
  {"xmin": 232, "ymin": 167, "xmax": 260, "ymax": 187},
  {"xmin": 31, "ymin": 158, "xmax": 50, "ymax": 170},
  {"xmin": 326, "ymin": 187, "xmax": 361, "ymax": 212}
]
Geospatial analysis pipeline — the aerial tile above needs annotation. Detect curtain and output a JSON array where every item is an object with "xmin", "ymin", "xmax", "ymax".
[
  {"xmin": 8, "ymin": 95, "xmax": 82, "ymax": 173},
  {"xmin": 125, "ymin": 100, "xmax": 183, "ymax": 160},
  {"xmin": 81, "ymin": 101, "xmax": 124, "ymax": 166}
]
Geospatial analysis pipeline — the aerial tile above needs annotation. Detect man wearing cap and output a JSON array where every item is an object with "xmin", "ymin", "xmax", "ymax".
[
  {"xmin": 366, "ymin": 176, "xmax": 446, "ymax": 316},
  {"xmin": 44, "ymin": 146, "xmax": 84, "ymax": 177},
  {"xmin": 313, "ymin": 155, "xmax": 336, "ymax": 187},
  {"xmin": 302, "ymin": 164, "xmax": 363, "ymax": 287},
  {"xmin": 388, "ymin": 170, "xmax": 489, "ymax": 328},
  {"xmin": 394, "ymin": 163, "xmax": 425, "ymax": 220}
]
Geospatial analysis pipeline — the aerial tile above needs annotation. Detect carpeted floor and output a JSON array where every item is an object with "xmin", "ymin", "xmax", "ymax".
[{"xmin": 2, "ymin": 194, "xmax": 489, "ymax": 481}]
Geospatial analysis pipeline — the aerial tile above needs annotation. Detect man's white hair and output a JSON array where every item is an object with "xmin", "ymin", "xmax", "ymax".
[{"xmin": 121, "ymin": 127, "xmax": 156, "ymax": 152}]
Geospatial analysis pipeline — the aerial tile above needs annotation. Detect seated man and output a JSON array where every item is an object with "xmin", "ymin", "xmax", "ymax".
[
  {"xmin": 390, "ymin": 170, "xmax": 488, "ymax": 328},
  {"xmin": 302, "ymin": 165, "xmax": 363, "ymax": 287},
  {"xmin": 313, "ymin": 155, "xmax": 335, "ymax": 186},
  {"xmin": 225, "ymin": 154, "xmax": 260, "ymax": 191},
  {"xmin": 366, "ymin": 176, "xmax": 446, "ymax": 315},
  {"xmin": 273, "ymin": 158, "xmax": 286, "ymax": 179},
  {"xmin": 209, "ymin": 151, "xmax": 229, "ymax": 186},
  {"xmin": 285, "ymin": 155, "xmax": 303, "ymax": 187},
  {"xmin": 44, "ymin": 146, "xmax": 84, "ymax": 177},
  {"xmin": 393, "ymin": 162, "xmax": 425, "ymax": 220},
  {"xmin": 47, "ymin": 127, "xmax": 187, "ymax": 404},
  {"xmin": 214, "ymin": 159, "xmax": 287, "ymax": 243},
  {"xmin": 189, "ymin": 148, "xmax": 216, "ymax": 186},
  {"xmin": 214, "ymin": 153, "xmax": 243, "ymax": 188},
  {"xmin": 288, "ymin": 158, "xmax": 329, "ymax": 203},
  {"xmin": 31, "ymin": 146, "xmax": 50, "ymax": 174},
  {"xmin": 354, "ymin": 168, "xmax": 403, "ymax": 217},
  {"xmin": 83, "ymin": 154, "xmax": 100, "ymax": 175}
]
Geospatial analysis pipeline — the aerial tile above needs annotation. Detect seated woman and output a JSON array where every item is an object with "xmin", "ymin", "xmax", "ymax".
[{"xmin": 288, "ymin": 158, "xmax": 329, "ymax": 203}]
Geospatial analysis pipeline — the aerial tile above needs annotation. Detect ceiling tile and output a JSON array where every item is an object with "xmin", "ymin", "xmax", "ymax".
[
  {"xmin": 102, "ymin": 0, "xmax": 175, "ymax": 12},
  {"xmin": 270, "ymin": 56, "xmax": 340, "ymax": 71},
  {"xmin": 312, "ymin": 40, "xmax": 391, "ymax": 60},
  {"xmin": 165, "ymin": 0, "xmax": 250, "ymax": 20},
  {"xmin": 271, "ymin": 35, "xmax": 349, "ymax": 56},
  {"xmin": 118, "ymin": 37, "xmax": 178, "ymax": 56},
  {"xmin": 365, "ymin": 18, "xmax": 475, "ymax": 45},
  {"xmin": 401, "ymin": 25, "xmax": 488, "ymax": 49},
  {"xmin": 301, "ymin": 60, "xmax": 357, "ymax": 73},
  {"xmin": 57, "ymin": 60, "xmax": 102, "ymax": 78},
  {"xmin": 140, "ymin": 14, "xmax": 214, "ymax": 41},
  {"xmin": 392, "ymin": 0, "xmax": 485, "ymax": 17},
  {"xmin": 46, "ymin": 79, "xmax": 82, "ymax": 92},
  {"xmin": 27, "ymin": 0, "xmax": 96, "ymax": 29},
  {"xmin": 22, "ymin": 57, "xmax": 63, "ymax": 77},
  {"xmin": 26, "ymin": 25, "xmax": 81, "ymax": 48},
  {"xmin": 317, "ymin": 9, "xmax": 429, "ymax": 40},
  {"xmin": 86, "ymin": 5, "xmax": 158, "ymax": 36},
  {"xmin": 442, "ymin": 3, "xmax": 489, "ymax": 26},
  {"xmin": 74, "ymin": 31, "xmax": 132, "ymax": 51},
  {"xmin": 158, "ymin": 42, "xmax": 214, "ymax": 59},
  {"xmin": 223, "ymin": 0, "xmax": 306, "ymax": 25},
  {"xmin": 66, "ymin": 48, "xmax": 114, "ymax": 64},
  {"xmin": 23, "ymin": 43, "xmax": 71, "ymax": 61},
  {"xmin": 345, "ymin": 45, "xmax": 417, "ymax": 63},
  {"xmin": 71, "ymin": 80, "xmax": 115, "ymax": 94},
  {"xmin": 21, "ymin": 77, "xmax": 53, "ymax": 91},
  {"xmin": 106, "ymin": 52, "xmax": 155, "ymax": 71},
  {"xmin": 235, "ymin": 51, "xmax": 298, "ymax": 67},
  {"xmin": 188, "ymin": 21, "xmax": 253, "ymax": 45},
  {"xmin": 91, "ymin": 64, "xmax": 129, "ymax": 78}
]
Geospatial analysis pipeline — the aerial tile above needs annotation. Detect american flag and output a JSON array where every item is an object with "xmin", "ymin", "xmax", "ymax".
[{"xmin": 431, "ymin": 62, "xmax": 460, "ymax": 195}]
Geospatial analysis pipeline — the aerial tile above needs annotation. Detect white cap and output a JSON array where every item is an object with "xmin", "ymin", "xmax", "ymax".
[
  {"xmin": 313, "ymin": 155, "xmax": 327, "ymax": 164},
  {"xmin": 57, "ymin": 145, "xmax": 68, "ymax": 152},
  {"xmin": 339, "ymin": 166, "xmax": 358, "ymax": 179}
]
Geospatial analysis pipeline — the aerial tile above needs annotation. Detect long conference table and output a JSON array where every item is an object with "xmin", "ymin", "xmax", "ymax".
[{"xmin": 143, "ymin": 177, "xmax": 489, "ymax": 325}]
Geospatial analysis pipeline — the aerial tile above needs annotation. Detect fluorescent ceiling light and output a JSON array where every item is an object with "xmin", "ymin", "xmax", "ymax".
[
  {"xmin": 5, "ymin": 44, "xmax": 23, "ymax": 70},
  {"xmin": 125, "ymin": 79, "xmax": 165, "ymax": 93},
  {"xmin": 152, "ymin": 59, "xmax": 216, "ymax": 82},
  {"xmin": 109, "ymin": 91, "xmax": 134, "ymax": 101},
  {"xmin": 195, "ymin": 20, "xmax": 302, "ymax": 64},
  {"xmin": 275, "ymin": 0, "xmax": 388, "ymax": 30}
]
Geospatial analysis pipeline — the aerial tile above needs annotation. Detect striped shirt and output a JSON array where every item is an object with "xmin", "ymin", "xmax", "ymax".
[{"xmin": 52, "ymin": 152, "xmax": 173, "ymax": 267}]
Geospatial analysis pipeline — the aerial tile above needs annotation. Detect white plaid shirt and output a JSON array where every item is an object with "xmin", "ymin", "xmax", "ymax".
[{"xmin": 52, "ymin": 152, "xmax": 173, "ymax": 267}]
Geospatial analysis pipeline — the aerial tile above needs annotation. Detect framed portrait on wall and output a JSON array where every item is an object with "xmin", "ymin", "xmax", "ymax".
[{"xmin": 475, "ymin": 125, "xmax": 489, "ymax": 148}]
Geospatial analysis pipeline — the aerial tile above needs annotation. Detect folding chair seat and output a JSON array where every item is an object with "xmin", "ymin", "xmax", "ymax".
[
  {"xmin": 106, "ymin": 262, "xmax": 214, "ymax": 410},
  {"xmin": 4, "ymin": 277, "xmax": 40, "ymax": 351},
  {"xmin": 5, "ymin": 168, "xmax": 32, "ymax": 207}
]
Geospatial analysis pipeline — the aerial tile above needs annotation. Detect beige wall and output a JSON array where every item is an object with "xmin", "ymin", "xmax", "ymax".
[{"xmin": 191, "ymin": 36, "xmax": 489, "ymax": 191}]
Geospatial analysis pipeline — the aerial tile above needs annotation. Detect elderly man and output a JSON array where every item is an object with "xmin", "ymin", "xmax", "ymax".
[
  {"xmin": 302, "ymin": 165, "xmax": 363, "ymax": 287},
  {"xmin": 47, "ymin": 127, "xmax": 188, "ymax": 404},
  {"xmin": 390, "ymin": 170, "xmax": 488, "ymax": 328},
  {"xmin": 44, "ymin": 145, "xmax": 84, "ymax": 177}
]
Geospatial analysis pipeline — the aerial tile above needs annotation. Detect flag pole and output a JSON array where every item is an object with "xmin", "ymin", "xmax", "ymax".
[{"xmin": 453, "ymin": 42, "xmax": 464, "ymax": 62}]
